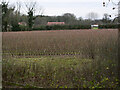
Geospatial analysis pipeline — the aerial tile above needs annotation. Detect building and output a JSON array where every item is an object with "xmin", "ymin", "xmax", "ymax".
[
  {"xmin": 91, "ymin": 24, "xmax": 99, "ymax": 29},
  {"xmin": 47, "ymin": 22, "xmax": 65, "ymax": 25},
  {"xmin": 18, "ymin": 22, "xmax": 27, "ymax": 26}
]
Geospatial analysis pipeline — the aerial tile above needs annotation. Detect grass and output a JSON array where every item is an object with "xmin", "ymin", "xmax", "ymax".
[
  {"xmin": 2, "ymin": 29, "xmax": 119, "ymax": 88},
  {"xmin": 92, "ymin": 27, "xmax": 98, "ymax": 29},
  {"xmin": 2, "ymin": 56, "xmax": 119, "ymax": 88}
]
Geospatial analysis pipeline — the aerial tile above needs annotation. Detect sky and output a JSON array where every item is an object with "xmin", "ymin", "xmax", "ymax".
[{"xmin": 3, "ymin": 0, "xmax": 119, "ymax": 19}]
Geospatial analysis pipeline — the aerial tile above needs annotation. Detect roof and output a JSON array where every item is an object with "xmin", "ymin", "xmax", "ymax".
[
  {"xmin": 47, "ymin": 22, "xmax": 65, "ymax": 25},
  {"xmin": 18, "ymin": 22, "xmax": 27, "ymax": 26}
]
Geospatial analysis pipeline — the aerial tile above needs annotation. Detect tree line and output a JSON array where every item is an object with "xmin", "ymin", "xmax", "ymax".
[{"xmin": 1, "ymin": 1, "xmax": 118, "ymax": 32}]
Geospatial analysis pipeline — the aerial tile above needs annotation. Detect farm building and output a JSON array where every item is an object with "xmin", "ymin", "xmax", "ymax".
[
  {"xmin": 47, "ymin": 22, "xmax": 65, "ymax": 25},
  {"xmin": 91, "ymin": 24, "xmax": 99, "ymax": 29}
]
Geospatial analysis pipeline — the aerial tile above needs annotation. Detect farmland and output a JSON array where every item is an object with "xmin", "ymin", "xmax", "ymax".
[{"xmin": 2, "ymin": 29, "xmax": 119, "ymax": 88}]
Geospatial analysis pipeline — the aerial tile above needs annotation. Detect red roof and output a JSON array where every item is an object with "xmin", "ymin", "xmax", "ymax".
[
  {"xmin": 18, "ymin": 22, "xmax": 27, "ymax": 26},
  {"xmin": 47, "ymin": 22, "xmax": 65, "ymax": 25}
]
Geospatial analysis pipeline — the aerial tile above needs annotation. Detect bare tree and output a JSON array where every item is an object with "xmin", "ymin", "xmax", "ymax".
[
  {"xmin": 86, "ymin": 12, "xmax": 98, "ymax": 20},
  {"xmin": 102, "ymin": 13, "xmax": 111, "ymax": 23},
  {"xmin": 24, "ymin": 1, "xmax": 44, "ymax": 30},
  {"xmin": 24, "ymin": 1, "xmax": 36, "ymax": 30}
]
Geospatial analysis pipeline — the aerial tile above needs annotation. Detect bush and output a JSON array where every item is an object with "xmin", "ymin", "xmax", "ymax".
[
  {"xmin": 11, "ymin": 24, "xmax": 28, "ymax": 31},
  {"xmin": 19, "ymin": 26, "xmax": 28, "ymax": 31},
  {"xmin": 33, "ymin": 25, "xmax": 91, "ymax": 31},
  {"xmin": 11, "ymin": 24, "xmax": 118, "ymax": 31},
  {"xmin": 99, "ymin": 24, "xmax": 118, "ymax": 29},
  {"xmin": 11, "ymin": 24, "xmax": 21, "ymax": 31}
]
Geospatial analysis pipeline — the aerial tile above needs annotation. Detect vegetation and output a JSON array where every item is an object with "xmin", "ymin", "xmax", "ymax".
[
  {"xmin": 2, "ymin": 56, "xmax": 119, "ymax": 88},
  {"xmin": 3, "ymin": 24, "xmax": 118, "ymax": 32},
  {"xmin": 1, "ymin": 0, "xmax": 119, "ymax": 88},
  {"xmin": 1, "ymin": 1, "xmax": 118, "ymax": 32},
  {"xmin": 2, "ymin": 29, "xmax": 119, "ymax": 88},
  {"xmin": 2, "ymin": 2, "xmax": 15, "ymax": 32},
  {"xmin": 32, "ymin": 25, "xmax": 91, "ymax": 30},
  {"xmin": 99, "ymin": 24, "xmax": 118, "ymax": 29},
  {"xmin": 3, "ymin": 29, "xmax": 118, "ymax": 57}
]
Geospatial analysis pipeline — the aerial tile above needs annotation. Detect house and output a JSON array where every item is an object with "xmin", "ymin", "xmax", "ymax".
[
  {"xmin": 47, "ymin": 22, "xmax": 65, "ymax": 25},
  {"xmin": 18, "ymin": 22, "xmax": 27, "ymax": 26}
]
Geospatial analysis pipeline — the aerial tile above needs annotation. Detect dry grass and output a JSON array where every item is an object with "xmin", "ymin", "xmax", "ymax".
[
  {"xmin": 2, "ymin": 29, "xmax": 118, "ymax": 59},
  {"xmin": 2, "ymin": 29, "xmax": 119, "ymax": 88}
]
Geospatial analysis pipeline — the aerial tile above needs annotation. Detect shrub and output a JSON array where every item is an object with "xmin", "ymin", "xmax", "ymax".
[
  {"xmin": 33, "ymin": 25, "xmax": 91, "ymax": 31},
  {"xmin": 19, "ymin": 26, "xmax": 28, "ymax": 31},
  {"xmin": 11, "ymin": 24, "xmax": 21, "ymax": 31},
  {"xmin": 11, "ymin": 24, "xmax": 118, "ymax": 31},
  {"xmin": 99, "ymin": 24, "xmax": 118, "ymax": 29}
]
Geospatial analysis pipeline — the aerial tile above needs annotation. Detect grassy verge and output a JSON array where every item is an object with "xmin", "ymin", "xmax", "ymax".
[{"xmin": 2, "ymin": 56, "xmax": 119, "ymax": 88}]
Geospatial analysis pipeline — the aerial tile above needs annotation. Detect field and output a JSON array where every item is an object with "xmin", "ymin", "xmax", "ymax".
[{"xmin": 2, "ymin": 29, "xmax": 119, "ymax": 88}]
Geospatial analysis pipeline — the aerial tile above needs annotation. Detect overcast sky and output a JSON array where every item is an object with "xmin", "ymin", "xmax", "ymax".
[{"xmin": 3, "ymin": 0, "xmax": 118, "ymax": 19}]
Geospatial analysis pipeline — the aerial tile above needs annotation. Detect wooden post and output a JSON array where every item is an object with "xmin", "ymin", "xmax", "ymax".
[
  {"xmin": 0, "ymin": 3, "xmax": 2, "ymax": 89},
  {"xmin": 118, "ymin": 1, "xmax": 120, "ymax": 87}
]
